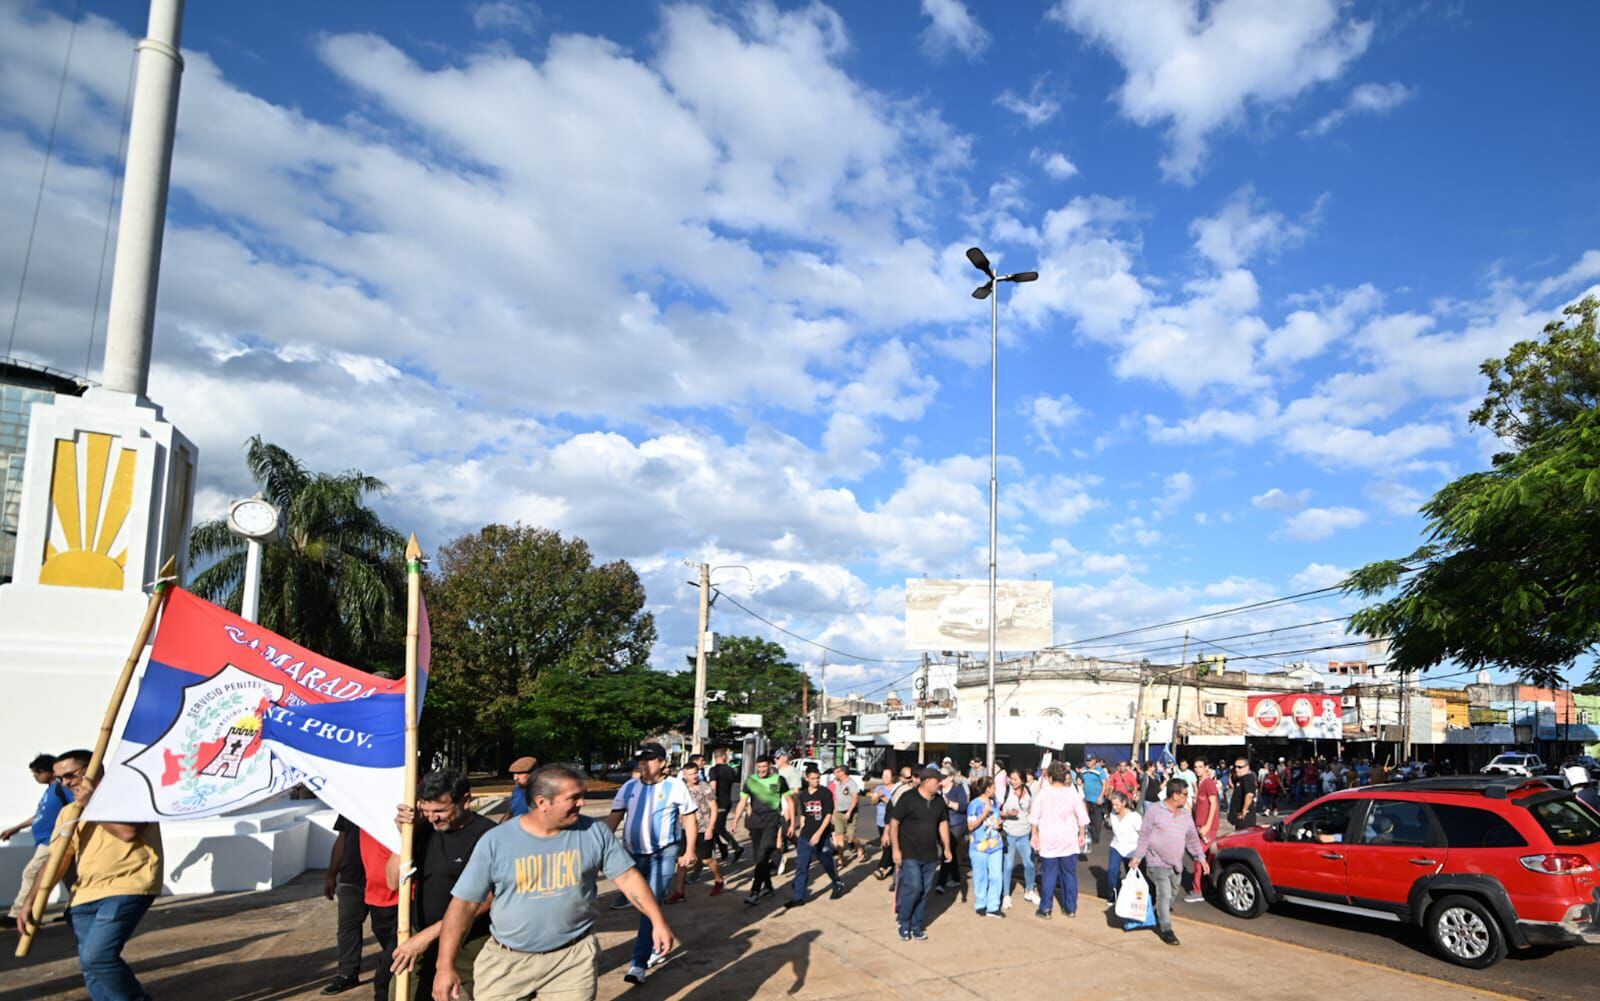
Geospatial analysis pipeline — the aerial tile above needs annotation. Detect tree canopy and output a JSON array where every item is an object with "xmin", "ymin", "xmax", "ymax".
[
  {"xmin": 697, "ymin": 635, "xmax": 816, "ymax": 750},
  {"xmin": 1347, "ymin": 297, "xmax": 1600, "ymax": 686},
  {"xmin": 188, "ymin": 436, "xmax": 405, "ymax": 667}
]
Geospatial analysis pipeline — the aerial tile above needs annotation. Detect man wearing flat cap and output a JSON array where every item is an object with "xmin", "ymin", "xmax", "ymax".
[{"xmin": 505, "ymin": 756, "xmax": 538, "ymax": 821}]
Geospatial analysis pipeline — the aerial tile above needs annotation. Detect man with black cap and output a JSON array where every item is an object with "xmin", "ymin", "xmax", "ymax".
[
  {"xmin": 888, "ymin": 766, "xmax": 952, "ymax": 941},
  {"xmin": 606, "ymin": 743, "xmax": 697, "ymax": 986},
  {"xmin": 505, "ymin": 755, "xmax": 537, "ymax": 821}
]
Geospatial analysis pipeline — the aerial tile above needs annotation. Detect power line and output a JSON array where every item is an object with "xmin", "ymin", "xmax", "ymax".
[
  {"xmin": 1080, "ymin": 616, "xmax": 1354, "ymax": 661},
  {"xmin": 1049, "ymin": 582, "xmax": 1358, "ymax": 650},
  {"xmin": 711, "ymin": 589, "xmax": 920, "ymax": 665}
]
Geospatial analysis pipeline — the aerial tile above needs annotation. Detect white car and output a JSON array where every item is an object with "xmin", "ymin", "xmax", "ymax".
[{"xmin": 1479, "ymin": 752, "xmax": 1544, "ymax": 777}]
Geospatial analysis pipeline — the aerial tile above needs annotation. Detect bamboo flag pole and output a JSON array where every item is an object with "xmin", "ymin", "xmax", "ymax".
[
  {"xmin": 16, "ymin": 556, "xmax": 178, "ymax": 959},
  {"xmin": 395, "ymin": 535, "xmax": 424, "ymax": 1001}
]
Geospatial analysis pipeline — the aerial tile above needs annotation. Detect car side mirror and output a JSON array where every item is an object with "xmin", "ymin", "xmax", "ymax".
[{"xmin": 1263, "ymin": 823, "xmax": 1280, "ymax": 843}]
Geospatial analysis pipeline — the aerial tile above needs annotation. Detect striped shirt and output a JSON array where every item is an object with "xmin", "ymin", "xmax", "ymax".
[{"xmin": 611, "ymin": 777, "xmax": 697, "ymax": 855}]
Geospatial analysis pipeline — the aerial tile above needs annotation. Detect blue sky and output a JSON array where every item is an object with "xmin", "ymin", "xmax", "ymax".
[{"xmin": 3, "ymin": 1, "xmax": 1598, "ymax": 694}]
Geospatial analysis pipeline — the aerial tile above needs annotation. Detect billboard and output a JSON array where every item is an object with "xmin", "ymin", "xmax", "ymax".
[
  {"xmin": 905, "ymin": 579, "xmax": 1054, "ymax": 651},
  {"xmin": 1247, "ymin": 693, "xmax": 1342, "ymax": 740}
]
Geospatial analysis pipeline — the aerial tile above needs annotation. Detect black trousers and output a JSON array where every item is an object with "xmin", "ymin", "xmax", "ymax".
[
  {"xmin": 712, "ymin": 808, "xmax": 739, "ymax": 858},
  {"xmin": 747, "ymin": 820, "xmax": 780, "ymax": 893},
  {"xmin": 368, "ymin": 904, "xmax": 397, "ymax": 1000},
  {"xmin": 937, "ymin": 829, "xmax": 967, "ymax": 889},
  {"xmin": 334, "ymin": 883, "xmax": 367, "ymax": 979},
  {"xmin": 1085, "ymin": 801, "xmax": 1105, "ymax": 845}
]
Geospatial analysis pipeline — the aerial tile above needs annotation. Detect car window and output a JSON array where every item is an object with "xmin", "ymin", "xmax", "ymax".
[
  {"xmin": 1284, "ymin": 800, "xmax": 1357, "ymax": 844},
  {"xmin": 1432, "ymin": 804, "xmax": 1526, "ymax": 848},
  {"xmin": 1528, "ymin": 798, "xmax": 1600, "ymax": 846},
  {"xmin": 1358, "ymin": 800, "xmax": 1437, "ymax": 847}
]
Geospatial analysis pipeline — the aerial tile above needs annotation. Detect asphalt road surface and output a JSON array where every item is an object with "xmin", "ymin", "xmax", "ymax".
[{"xmin": 1076, "ymin": 834, "xmax": 1592, "ymax": 1001}]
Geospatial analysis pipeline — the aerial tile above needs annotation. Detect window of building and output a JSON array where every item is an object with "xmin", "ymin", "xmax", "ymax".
[{"xmin": 1203, "ymin": 702, "xmax": 1225, "ymax": 717}]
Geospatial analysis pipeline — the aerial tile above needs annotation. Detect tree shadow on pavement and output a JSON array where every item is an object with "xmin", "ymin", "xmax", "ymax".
[{"xmin": 0, "ymin": 932, "xmax": 280, "ymax": 1001}]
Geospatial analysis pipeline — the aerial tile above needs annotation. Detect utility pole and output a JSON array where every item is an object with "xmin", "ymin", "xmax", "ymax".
[
  {"xmin": 920, "ymin": 654, "xmax": 932, "ymax": 761},
  {"xmin": 1130, "ymin": 663, "xmax": 1149, "ymax": 764},
  {"xmin": 691, "ymin": 562, "xmax": 710, "ymax": 757},
  {"xmin": 1170, "ymin": 631, "xmax": 1190, "ymax": 756},
  {"xmin": 802, "ymin": 667, "xmax": 810, "ymax": 757},
  {"xmin": 820, "ymin": 655, "xmax": 828, "ymax": 764}
]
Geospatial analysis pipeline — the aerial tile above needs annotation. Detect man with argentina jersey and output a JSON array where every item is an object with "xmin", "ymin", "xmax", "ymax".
[{"xmin": 606, "ymin": 743, "xmax": 698, "ymax": 986}]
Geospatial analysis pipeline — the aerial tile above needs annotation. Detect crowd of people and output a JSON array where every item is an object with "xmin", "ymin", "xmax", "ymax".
[{"xmin": 10, "ymin": 743, "xmax": 1598, "ymax": 1001}]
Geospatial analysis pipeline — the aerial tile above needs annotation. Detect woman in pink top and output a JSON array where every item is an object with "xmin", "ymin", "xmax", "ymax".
[{"xmin": 1029, "ymin": 761, "xmax": 1089, "ymax": 918}]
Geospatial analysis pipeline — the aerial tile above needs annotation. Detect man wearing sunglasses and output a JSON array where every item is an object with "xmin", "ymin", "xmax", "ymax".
[{"xmin": 1226, "ymin": 759, "xmax": 1257, "ymax": 831}]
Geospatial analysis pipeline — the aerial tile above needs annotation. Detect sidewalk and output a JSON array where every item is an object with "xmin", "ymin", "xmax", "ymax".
[{"xmin": 0, "ymin": 854, "xmax": 1517, "ymax": 1001}]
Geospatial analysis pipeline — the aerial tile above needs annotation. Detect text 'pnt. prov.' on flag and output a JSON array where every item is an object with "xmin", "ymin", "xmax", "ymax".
[{"xmin": 85, "ymin": 588, "xmax": 428, "ymax": 851}]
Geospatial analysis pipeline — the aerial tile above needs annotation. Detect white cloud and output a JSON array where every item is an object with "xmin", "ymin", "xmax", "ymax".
[
  {"xmin": 1023, "ymin": 393, "xmax": 1085, "ymax": 454},
  {"xmin": 1190, "ymin": 186, "xmax": 1312, "ymax": 270},
  {"xmin": 1304, "ymin": 81, "xmax": 1414, "ymax": 137},
  {"xmin": 1049, "ymin": 0, "xmax": 1373, "ymax": 181},
  {"xmin": 1281, "ymin": 421, "xmax": 1454, "ymax": 469},
  {"xmin": 1145, "ymin": 399, "xmax": 1280, "ymax": 444},
  {"xmin": 471, "ymin": 2, "xmax": 539, "ymax": 35},
  {"xmin": 1031, "ymin": 148, "xmax": 1080, "ymax": 181},
  {"xmin": 919, "ymin": 0, "xmax": 990, "ymax": 62},
  {"xmin": 1281, "ymin": 506, "xmax": 1366, "ymax": 541},
  {"xmin": 1365, "ymin": 480, "xmax": 1426, "ymax": 517},
  {"xmin": 1251, "ymin": 487, "xmax": 1310, "ymax": 512},
  {"xmin": 1290, "ymin": 562, "xmax": 1348, "ymax": 590},
  {"xmin": 1157, "ymin": 471, "xmax": 1196, "ymax": 515},
  {"xmin": 996, "ymin": 76, "xmax": 1060, "ymax": 127}
]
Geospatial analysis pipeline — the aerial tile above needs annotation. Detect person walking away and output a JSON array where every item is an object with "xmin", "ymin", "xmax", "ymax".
[
  {"xmin": 889, "ymin": 767, "xmax": 951, "ymax": 941},
  {"xmin": 386, "ymin": 770, "xmax": 497, "ymax": 1000},
  {"xmin": 4, "ymin": 754, "xmax": 71, "ymax": 926},
  {"xmin": 871, "ymin": 767, "xmax": 913, "ymax": 879},
  {"xmin": 668, "ymin": 762, "xmax": 724, "ymax": 900},
  {"xmin": 1187, "ymin": 761, "xmax": 1221, "ymax": 902},
  {"xmin": 965, "ymin": 778, "xmax": 1005, "ymax": 918},
  {"xmin": 320, "ymin": 815, "xmax": 371, "ymax": 995},
  {"xmin": 1141, "ymin": 763, "xmax": 1163, "ymax": 812},
  {"xmin": 433, "ymin": 764, "xmax": 669, "ymax": 1001},
  {"xmin": 999, "ymin": 767, "xmax": 1037, "ymax": 910},
  {"xmin": 605, "ymin": 742, "xmax": 696, "ymax": 985},
  {"xmin": 934, "ymin": 772, "xmax": 969, "ymax": 897},
  {"xmin": 1130, "ymin": 779, "xmax": 1207, "ymax": 946},
  {"xmin": 1030, "ymin": 761, "xmax": 1088, "ymax": 919},
  {"xmin": 15, "ymin": 750, "xmax": 160, "ymax": 1001},
  {"xmin": 786, "ymin": 766, "xmax": 844, "ymax": 908},
  {"xmin": 1080, "ymin": 757, "xmax": 1107, "ymax": 849},
  {"xmin": 1260, "ymin": 767, "xmax": 1281, "ymax": 815},
  {"xmin": 504, "ymin": 756, "xmax": 537, "ymax": 822},
  {"xmin": 1227, "ymin": 759, "xmax": 1258, "ymax": 831},
  {"xmin": 827, "ymin": 766, "xmax": 861, "ymax": 863},
  {"xmin": 707, "ymin": 746, "xmax": 742, "ymax": 863},
  {"xmin": 729, "ymin": 756, "xmax": 791, "ymax": 905},
  {"xmin": 1104, "ymin": 792, "xmax": 1142, "ymax": 902}
]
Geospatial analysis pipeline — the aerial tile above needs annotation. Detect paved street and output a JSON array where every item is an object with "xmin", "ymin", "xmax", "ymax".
[{"xmin": 0, "ymin": 831, "xmax": 1556, "ymax": 1001}]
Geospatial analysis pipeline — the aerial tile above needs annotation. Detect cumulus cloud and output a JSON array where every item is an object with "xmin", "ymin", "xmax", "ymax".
[
  {"xmin": 1023, "ymin": 393, "xmax": 1085, "ymax": 455},
  {"xmin": 1290, "ymin": 562, "xmax": 1348, "ymax": 590},
  {"xmin": 1304, "ymin": 81, "xmax": 1414, "ymax": 137},
  {"xmin": 1048, "ymin": 0, "xmax": 1373, "ymax": 181},
  {"xmin": 996, "ymin": 76, "xmax": 1061, "ymax": 127},
  {"xmin": 1281, "ymin": 506, "xmax": 1366, "ymax": 542},
  {"xmin": 919, "ymin": 0, "xmax": 990, "ymax": 62},
  {"xmin": 1031, "ymin": 148, "xmax": 1080, "ymax": 181},
  {"xmin": 1251, "ymin": 487, "xmax": 1310, "ymax": 512},
  {"xmin": 1190, "ymin": 186, "xmax": 1313, "ymax": 270}
]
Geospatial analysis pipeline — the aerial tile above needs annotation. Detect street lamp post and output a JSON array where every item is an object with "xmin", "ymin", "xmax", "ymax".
[
  {"xmin": 226, "ymin": 496, "xmax": 280, "ymax": 623},
  {"xmin": 966, "ymin": 247, "xmax": 1038, "ymax": 774}
]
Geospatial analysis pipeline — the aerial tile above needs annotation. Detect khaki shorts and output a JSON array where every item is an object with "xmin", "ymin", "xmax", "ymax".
[
  {"xmin": 472, "ymin": 933, "xmax": 598, "ymax": 1001},
  {"xmin": 8, "ymin": 844, "xmax": 51, "ymax": 919}
]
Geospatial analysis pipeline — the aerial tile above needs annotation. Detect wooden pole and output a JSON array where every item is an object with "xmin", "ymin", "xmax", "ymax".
[
  {"xmin": 16, "ymin": 557, "xmax": 178, "ymax": 958},
  {"xmin": 395, "ymin": 536, "xmax": 424, "ymax": 1001}
]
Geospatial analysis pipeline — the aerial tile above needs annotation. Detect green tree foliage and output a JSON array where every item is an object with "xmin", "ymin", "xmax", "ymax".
[
  {"xmin": 694, "ymin": 636, "xmax": 816, "ymax": 750},
  {"xmin": 188, "ymin": 437, "xmax": 405, "ymax": 667},
  {"xmin": 425, "ymin": 524, "xmax": 657, "ymax": 768},
  {"xmin": 1348, "ymin": 301, "xmax": 1600, "ymax": 686},
  {"xmin": 1469, "ymin": 296, "xmax": 1600, "ymax": 461}
]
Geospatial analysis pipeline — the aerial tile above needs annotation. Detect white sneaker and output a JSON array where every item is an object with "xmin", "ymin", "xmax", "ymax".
[
  {"xmin": 647, "ymin": 950, "xmax": 667, "ymax": 968},
  {"xmin": 1023, "ymin": 890, "xmax": 1040, "ymax": 904},
  {"xmin": 776, "ymin": 857, "xmax": 788, "ymax": 876},
  {"xmin": 624, "ymin": 965, "xmax": 648, "ymax": 985},
  {"xmin": 1002, "ymin": 894, "xmax": 1013, "ymax": 911}
]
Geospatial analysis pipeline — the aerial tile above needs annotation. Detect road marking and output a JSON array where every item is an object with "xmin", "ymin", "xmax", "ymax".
[{"xmin": 1172, "ymin": 912, "xmax": 1532, "ymax": 1001}]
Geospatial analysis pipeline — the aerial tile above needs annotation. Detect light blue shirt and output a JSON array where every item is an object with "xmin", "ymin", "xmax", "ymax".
[{"xmin": 610, "ymin": 776, "xmax": 697, "ymax": 855}]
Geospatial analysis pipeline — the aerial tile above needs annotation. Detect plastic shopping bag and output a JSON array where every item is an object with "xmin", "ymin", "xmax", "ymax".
[
  {"xmin": 1115, "ymin": 867, "xmax": 1149, "ymax": 923},
  {"xmin": 1122, "ymin": 898, "xmax": 1156, "ymax": 931}
]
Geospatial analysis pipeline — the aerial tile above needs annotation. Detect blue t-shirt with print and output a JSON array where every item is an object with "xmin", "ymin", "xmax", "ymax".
[
  {"xmin": 1081, "ymin": 767, "xmax": 1107, "ymax": 803},
  {"xmin": 31, "ymin": 782, "xmax": 72, "ymax": 845},
  {"xmin": 966, "ymin": 798, "xmax": 1002, "ymax": 854}
]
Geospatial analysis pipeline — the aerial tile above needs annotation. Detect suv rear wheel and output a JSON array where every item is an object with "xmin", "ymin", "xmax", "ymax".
[
  {"xmin": 1425, "ymin": 894, "xmax": 1507, "ymax": 969},
  {"xmin": 1216, "ymin": 863, "xmax": 1267, "ymax": 918}
]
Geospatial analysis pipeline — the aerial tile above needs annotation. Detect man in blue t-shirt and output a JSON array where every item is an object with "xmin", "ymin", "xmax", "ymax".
[
  {"xmin": 1080, "ymin": 757, "xmax": 1108, "ymax": 848},
  {"xmin": 4, "ymin": 754, "xmax": 72, "ymax": 922},
  {"xmin": 505, "ymin": 755, "xmax": 537, "ymax": 820},
  {"xmin": 434, "ymin": 763, "xmax": 671, "ymax": 1001}
]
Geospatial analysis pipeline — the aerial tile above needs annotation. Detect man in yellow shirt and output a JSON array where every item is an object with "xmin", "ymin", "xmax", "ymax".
[{"xmin": 15, "ymin": 749, "xmax": 163, "ymax": 1001}]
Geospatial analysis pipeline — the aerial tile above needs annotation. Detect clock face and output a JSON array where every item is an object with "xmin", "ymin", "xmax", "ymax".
[{"xmin": 229, "ymin": 499, "xmax": 279, "ymax": 538}]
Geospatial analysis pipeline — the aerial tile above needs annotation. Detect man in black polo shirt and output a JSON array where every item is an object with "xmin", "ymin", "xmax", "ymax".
[
  {"xmin": 708, "ymin": 746, "xmax": 742, "ymax": 862},
  {"xmin": 387, "ymin": 770, "xmax": 497, "ymax": 999},
  {"xmin": 889, "ymin": 766, "xmax": 951, "ymax": 942},
  {"xmin": 1227, "ymin": 758, "xmax": 1258, "ymax": 830}
]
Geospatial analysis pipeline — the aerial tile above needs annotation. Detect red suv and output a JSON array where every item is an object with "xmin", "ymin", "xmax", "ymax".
[{"xmin": 1210, "ymin": 776, "xmax": 1600, "ymax": 968}]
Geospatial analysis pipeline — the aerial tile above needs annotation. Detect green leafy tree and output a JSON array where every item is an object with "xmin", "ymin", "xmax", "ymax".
[
  {"xmin": 693, "ymin": 636, "xmax": 816, "ymax": 749},
  {"xmin": 188, "ymin": 436, "xmax": 405, "ymax": 667},
  {"xmin": 1347, "ymin": 301, "xmax": 1600, "ymax": 686},
  {"xmin": 425, "ymin": 524, "xmax": 657, "ymax": 768}
]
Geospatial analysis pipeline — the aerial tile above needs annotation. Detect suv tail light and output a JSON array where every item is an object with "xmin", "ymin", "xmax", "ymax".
[{"xmin": 1518, "ymin": 853, "xmax": 1595, "ymax": 875}]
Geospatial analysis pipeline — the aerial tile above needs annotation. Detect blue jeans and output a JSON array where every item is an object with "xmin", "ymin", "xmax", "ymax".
[
  {"xmin": 969, "ymin": 848, "xmax": 1002, "ymax": 913},
  {"xmin": 791, "ymin": 837, "xmax": 839, "ymax": 901},
  {"xmin": 631, "ymin": 845, "xmax": 679, "ymax": 968},
  {"xmin": 1107, "ymin": 849, "xmax": 1132, "ymax": 901},
  {"xmin": 1038, "ymin": 854, "xmax": 1078, "ymax": 915},
  {"xmin": 67, "ymin": 894, "xmax": 154, "ymax": 1001},
  {"xmin": 1004, "ymin": 832, "xmax": 1035, "ymax": 894},
  {"xmin": 895, "ymin": 858, "xmax": 938, "ymax": 934}
]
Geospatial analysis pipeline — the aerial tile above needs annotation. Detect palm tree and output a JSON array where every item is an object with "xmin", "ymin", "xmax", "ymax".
[{"xmin": 189, "ymin": 436, "xmax": 406, "ymax": 667}]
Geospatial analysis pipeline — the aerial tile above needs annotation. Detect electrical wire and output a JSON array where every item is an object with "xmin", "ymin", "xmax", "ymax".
[
  {"xmin": 711, "ymin": 589, "xmax": 921, "ymax": 665},
  {"xmin": 1047, "ymin": 583, "xmax": 1360, "ymax": 650},
  {"xmin": 1077, "ymin": 616, "xmax": 1354, "ymax": 661},
  {"xmin": 6, "ymin": 0, "xmax": 82, "ymax": 360}
]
